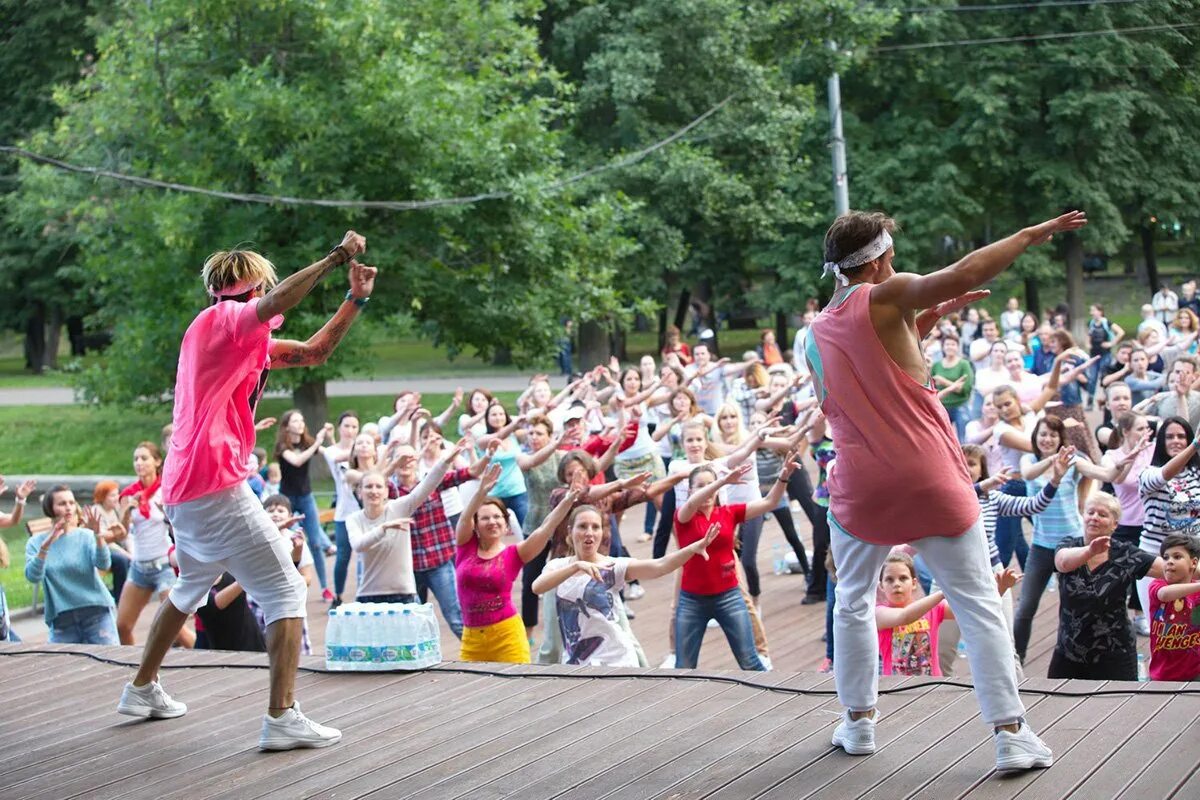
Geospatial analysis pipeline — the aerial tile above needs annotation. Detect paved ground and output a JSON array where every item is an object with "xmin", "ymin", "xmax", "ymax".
[{"xmin": 0, "ymin": 374, "xmax": 567, "ymax": 406}]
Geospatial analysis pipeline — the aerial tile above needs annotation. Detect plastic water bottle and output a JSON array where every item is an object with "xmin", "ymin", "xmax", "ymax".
[
  {"xmin": 772, "ymin": 543, "xmax": 785, "ymax": 575},
  {"xmin": 1137, "ymin": 653, "xmax": 1149, "ymax": 682},
  {"xmin": 382, "ymin": 609, "xmax": 400, "ymax": 666},
  {"xmin": 349, "ymin": 610, "xmax": 370, "ymax": 670},
  {"xmin": 956, "ymin": 639, "xmax": 968, "ymax": 660},
  {"xmin": 325, "ymin": 607, "xmax": 343, "ymax": 668},
  {"xmin": 370, "ymin": 611, "xmax": 385, "ymax": 666},
  {"xmin": 1047, "ymin": 574, "xmax": 1057, "ymax": 593}
]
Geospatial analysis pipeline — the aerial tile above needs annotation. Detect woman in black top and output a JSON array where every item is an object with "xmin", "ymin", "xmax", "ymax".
[
  {"xmin": 1050, "ymin": 491, "xmax": 1164, "ymax": 680},
  {"xmin": 275, "ymin": 409, "xmax": 334, "ymax": 601}
]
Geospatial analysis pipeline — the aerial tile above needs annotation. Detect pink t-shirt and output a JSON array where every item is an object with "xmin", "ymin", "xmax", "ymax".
[
  {"xmin": 878, "ymin": 601, "xmax": 947, "ymax": 677},
  {"xmin": 163, "ymin": 298, "xmax": 283, "ymax": 505},
  {"xmin": 455, "ymin": 536, "xmax": 524, "ymax": 629},
  {"xmin": 1103, "ymin": 445, "xmax": 1153, "ymax": 527},
  {"xmin": 1148, "ymin": 578, "xmax": 1200, "ymax": 681}
]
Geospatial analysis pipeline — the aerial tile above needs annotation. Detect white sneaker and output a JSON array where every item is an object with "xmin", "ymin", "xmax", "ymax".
[
  {"xmin": 994, "ymin": 723, "xmax": 1053, "ymax": 771},
  {"xmin": 659, "ymin": 653, "xmax": 676, "ymax": 669},
  {"xmin": 831, "ymin": 710, "xmax": 877, "ymax": 755},
  {"xmin": 259, "ymin": 702, "xmax": 342, "ymax": 751},
  {"xmin": 1134, "ymin": 615, "xmax": 1150, "ymax": 637},
  {"xmin": 117, "ymin": 681, "xmax": 187, "ymax": 719},
  {"xmin": 627, "ymin": 582, "xmax": 645, "ymax": 600},
  {"xmin": 707, "ymin": 618, "xmax": 720, "ymax": 629},
  {"xmin": 758, "ymin": 654, "xmax": 773, "ymax": 672}
]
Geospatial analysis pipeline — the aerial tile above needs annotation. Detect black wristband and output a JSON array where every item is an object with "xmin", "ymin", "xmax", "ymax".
[{"xmin": 328, "ymin": 244, "xmax": 351, "ymax": 264}]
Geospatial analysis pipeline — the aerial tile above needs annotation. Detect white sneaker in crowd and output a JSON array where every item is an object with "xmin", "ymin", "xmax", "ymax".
[
  {"xmin": 994, "ymin": 722, "xmax": 1053, "ymax": 771},
  {"xmin": 117, "ymin": 681, "xmax": 187, "ymax": 719},
  {"xmin": 627, "ymin": 582, "xmax": 645, "ymax": 600},
  {"xmin": 831, "ymin": 710, "xmax": 877, "ymax": 755},
  {"xmin": 758, "ymin": 654, "xmax": 773, "ymax": 672},
  {"xmin": 259, "ymin": 702, "xmax": 342, "ymax": 751},
  {"xmin": 706, "ymin": 618, "xmax": 720, "ymax": 629},
  {"xmin": 659, "ymin": 652, "xmax": 676, "ymax": 669}
]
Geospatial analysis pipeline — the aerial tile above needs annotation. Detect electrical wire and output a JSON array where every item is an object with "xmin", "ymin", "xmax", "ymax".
[
  {"xmin": 3, "ymin": 647, "xmax": 1199, "ymax": 699},
  {"xmin": 897, "ymin": 0, "xmax": 1148, "ymax": 13},
  {"xmin": 0, "ymin": 94, "xmax": 732, "ymax": 213},
  {"xmin": 873, "ymin": 20, "xmax": 1199, "ymax": 51}
]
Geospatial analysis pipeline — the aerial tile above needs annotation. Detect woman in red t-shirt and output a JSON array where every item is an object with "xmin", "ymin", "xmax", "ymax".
[
  {"xmin": 661, "ymin": 325, "xmax": 693, "ymax": 367},
  {"xmin": 673, "ymin": 455, "xmax": 801, "ymax": 670}
]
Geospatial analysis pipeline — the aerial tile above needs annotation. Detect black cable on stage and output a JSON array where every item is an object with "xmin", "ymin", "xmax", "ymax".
[{"xmin": 3, "ymin": 647, "xmax": 1199, "ymax": 699}]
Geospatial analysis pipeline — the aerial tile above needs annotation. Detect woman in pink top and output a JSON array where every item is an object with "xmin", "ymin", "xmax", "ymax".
[
  {"xmin": 807, "ymin": 209, "xmax": 1085, "ymax": 771},
  {"xmin": 1103, "ymin": 411, "xmax": 1156, "ymax": 631},
  {"xmin": 455, "ymin": 465, "xmax": 577, "ymax": 663}
]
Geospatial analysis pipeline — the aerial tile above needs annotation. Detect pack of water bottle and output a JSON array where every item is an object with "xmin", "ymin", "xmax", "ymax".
[{"xmin": 325, "ymin": 602, "xmax": 441, "ymax": 671}]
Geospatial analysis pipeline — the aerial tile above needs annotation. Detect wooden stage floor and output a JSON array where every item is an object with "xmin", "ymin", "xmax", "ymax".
[{"xmin": 2, "ymin": 643, "xmax": 1199, "ymax": 800}]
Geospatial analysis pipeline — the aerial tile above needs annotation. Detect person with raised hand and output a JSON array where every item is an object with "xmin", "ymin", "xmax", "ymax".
[
  {"xmin": 0, "ymin": 475, "xmax": 36, "ymax": 642},
  {"xmin": 25, "ymin": 485, "xmax": 117, "ymax": 644},
  {"xmin": 274, "ymin": 410, "xmax": 336, "ymax": 600},
  {"xmin": 119, "ymin": 230, "xmax": 372, "ymax": 751},
  {"xmin": 672, "ymin": 452, "xmax": 804, "ymax": 670},
  {"xmin": 455, "ymin": 465, "xmax": 577, "ymax": 663},
  {"xmin": 806, "ymin": 209, "xmax": 1085, "ymax": 769},
  {"xmin": 533, "ymin": 511, "xmax": 718, "ymax": 667}
]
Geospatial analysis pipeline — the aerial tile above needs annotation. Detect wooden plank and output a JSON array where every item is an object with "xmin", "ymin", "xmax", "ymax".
[
  {"xmin": 893, "ymin": 679, "xmax": 1076, "ymax": 800},
  {"xmin": 475, "ymin": 675, "xmax": 742, "ymax": 800},
  {"xmin": 130, "ymin": 667, "xmax": 511, "ymax": 800},
  {"xmin": 1116, "ymin": 707, "xmax": 1200, "ymax": 799},
  {"xmin": 369, "ymin": 671, "xmax": 667, "ymax": 800},
  {"xmin": 550, "ymin": 671, "xmax": 809, "ymax": 800}
]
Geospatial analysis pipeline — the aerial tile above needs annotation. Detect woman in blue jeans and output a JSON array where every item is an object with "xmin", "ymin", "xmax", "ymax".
[
  {"xmin": 275, "ymin": 409, "xmax": 336, "ymax": 601},
  {"xmin": 672, "ymin": 454, "xmax": 801, "ymax": 670}
]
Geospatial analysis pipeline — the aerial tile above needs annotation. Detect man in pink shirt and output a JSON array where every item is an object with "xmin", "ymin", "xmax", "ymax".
[
  {"xmin": 117, "ymin": 230, "xmax": 374, "ymax": 751},
  {"xmin": 806, "ymin": 209, "xmax": 1086, "ymax": 772}
]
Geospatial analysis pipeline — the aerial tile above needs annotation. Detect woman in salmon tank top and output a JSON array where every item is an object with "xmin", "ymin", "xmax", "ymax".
[{"xmin": 804, "ymin": 209, "xmax": 1086, "ymax": 772}]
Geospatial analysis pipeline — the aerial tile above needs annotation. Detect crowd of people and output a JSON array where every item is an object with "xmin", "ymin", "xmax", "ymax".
[{"xmin": 2, "ymin": 222, "xmax": 1199, "ymax": 770}]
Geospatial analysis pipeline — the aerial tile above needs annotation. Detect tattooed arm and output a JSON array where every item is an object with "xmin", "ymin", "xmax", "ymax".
[
  {"xmin": 270, "ymin": 258, "xmax": 379, "ymax": 369},
  {"xmin": 256, "ymin": 231, "xmax": 366, "ymax": 323}
]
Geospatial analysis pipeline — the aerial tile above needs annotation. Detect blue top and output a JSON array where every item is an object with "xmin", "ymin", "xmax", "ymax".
[
  {"xmin": 25, "ymin": 528, "xmax": 114, "ymax": 626},
  {"xmin": 481, "ymin": 438, "xmax": 527, "ymax": 499},
  {"xmin": 1022, "ymin": 456, "xmax": 1082, "ymax": 549}
]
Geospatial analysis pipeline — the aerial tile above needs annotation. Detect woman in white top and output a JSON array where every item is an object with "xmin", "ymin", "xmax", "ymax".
[
  {"xmin": 325, "ymin": 411, "xmax": 360, "ymax": 607},
  {"xmin": 115, "ymin": 442, "xmax": 178, "ymax": 646},
  {"xmin": 973, "ymin": 340, "xmax": 1012, "ymax": 402},
  {"xmin": 345, "ymin": 443, "xmax": 462, "ymax": 603},
  {"xmin": 533, "ymin": 505, "xmax": 718, "ymax": 666}
]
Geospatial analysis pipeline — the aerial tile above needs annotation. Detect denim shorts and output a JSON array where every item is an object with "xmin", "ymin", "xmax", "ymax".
[
  {"xmin": 50, "ymin": 606, "xmax": 118, "ymax": 645},
  {"xmin": 129, "ymin": 559, "xmax": 177, "ymax": 593}
]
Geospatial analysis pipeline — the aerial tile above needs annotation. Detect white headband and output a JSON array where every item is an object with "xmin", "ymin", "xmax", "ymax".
[
  {"xmin": 208, "ymin": 277, "xmax": 261, "ymax": 298},
  {"xmin": 822, "ymin": 230, "xmax": 893, "ymax": 287}
]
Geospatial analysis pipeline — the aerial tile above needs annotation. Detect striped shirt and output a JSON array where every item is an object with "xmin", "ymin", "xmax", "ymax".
[
  {"xmin": 1021, "ymin": 455, "xmax": 1082, "ymax": 549},
  {"xmin": 977, "ymin": 483, "xmax": 1058, "ymax": 566},
  {"xmin": 1138, "ymin": 465, "xmax": 1200, "ymax": 551}
]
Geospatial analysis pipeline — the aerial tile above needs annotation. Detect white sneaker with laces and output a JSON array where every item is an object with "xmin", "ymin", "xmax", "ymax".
[
  {"xmin": 994, "ymin": 722, "xmax": 1053, "ymax": 771},
  {"xmin": 831, "ymin": 710, "xmax": 876, "ymax": 755},
  {"xmin": 117, "ymin": 681, "xmax": 187, "ymax": 719},
  {"xmin": 259, "ymin": 702, "xmax": 342, "ymax": 751},
  {"xmin": 659, "ymin": 652, "xmax": 676, "ymax": 669},
  {"xmin": 627, "ymin": 582, "xmax": 645, "ymax": 601}
]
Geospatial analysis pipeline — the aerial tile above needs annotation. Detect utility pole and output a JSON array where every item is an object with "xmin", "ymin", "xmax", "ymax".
[{"xmin": 827, "ymin": 41, "xmax": 849, "ymax": 215}]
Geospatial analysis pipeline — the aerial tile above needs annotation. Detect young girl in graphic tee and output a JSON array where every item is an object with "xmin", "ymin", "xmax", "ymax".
[
  {"xmin": 876, "ymin": 551, "xmax": 1017, "ymax": 677},
  {"xmin": 1148, "ymin": 532, "xmax": 1200, "ymax": 681}
]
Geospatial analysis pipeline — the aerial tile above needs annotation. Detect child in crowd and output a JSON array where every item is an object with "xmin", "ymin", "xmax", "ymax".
[
  {"xmin": 194, "ymin": 572, "xmax": 266, "ymax": 652},
  {"xmin": 261, "ymin": 495, "xmax": 315, "ymax": 654},
  {"xmin": 1148, "ymin": 532, "xmax": 1200, "ymax": 681},
  {"xmin": 876, "ymin": 551, "xmax": 1017, "ymax": 677},
  {"xmin": 261, "ymin": 462, "xmax": 282, "ymax": 500}
]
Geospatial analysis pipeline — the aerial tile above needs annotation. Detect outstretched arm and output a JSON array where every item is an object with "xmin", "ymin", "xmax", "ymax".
[
  {"xmin": 258, "ymin": 231, "xmax": 365, "ymax": 322},
  {"xmin": 270, "ymin": 258, "xmax": 378, "ymax": 369},
  {"xmin": 873, "ymin": 212, "xmax": 1087, "ymax": 311}
]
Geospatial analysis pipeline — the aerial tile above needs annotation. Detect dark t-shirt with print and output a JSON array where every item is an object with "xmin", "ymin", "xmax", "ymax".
[{"xmin": 1054, "ymin": 536, "xmax": 1156, "ymax": 664}]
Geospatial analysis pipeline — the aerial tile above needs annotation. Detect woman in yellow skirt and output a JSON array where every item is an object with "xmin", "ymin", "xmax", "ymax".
[{"xmin": 455, "ymin": 462, "xmax": 578, "ymax": 663}]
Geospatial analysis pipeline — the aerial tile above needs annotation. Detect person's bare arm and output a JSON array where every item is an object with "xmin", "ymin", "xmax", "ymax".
[
  {"xmin": 456, "ymin": 464, "xmax": 501, "ymax": 547},
  {"xmin": 915, "ymin": 290, "xmax": 992, "ymax": 339},
  {"xmin": 1157, "ymin": 581, "xmax": 1200, "ymax": 603},
  {"xmin": 518, "ymin": 431, "xmax": 565, "ymax": 471},
  {"xmin": 517, "ymin": 489, "xmax": 579, "ymax": 563},
  {"xmin": 872, "ymin": 212, "xmax": 1086, "ymax": 311},
  {"xmin": 269, "ymin": 259, "xmax": 378, "ymax": 369},
  {"xmin": 1055, "ymin": 536, "xmax": 1109, "ymax": 573},
  {"xmin": 876, "ymin": 593, "xmax": 945, "ymax": 629},
  {"xmin": 257, "ymin": 231, "xmax": 365, "ymax": 322}
]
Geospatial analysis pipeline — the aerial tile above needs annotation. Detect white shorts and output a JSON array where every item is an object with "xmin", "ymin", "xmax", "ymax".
[{"xmin": 167, "ymin": 484, "xmax": 307, "ymax": 626}]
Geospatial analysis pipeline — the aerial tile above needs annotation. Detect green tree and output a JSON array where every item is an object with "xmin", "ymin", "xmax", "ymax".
[{"xmin": 10, "ymin": 0, "xmax": 637, "ymax": 421}]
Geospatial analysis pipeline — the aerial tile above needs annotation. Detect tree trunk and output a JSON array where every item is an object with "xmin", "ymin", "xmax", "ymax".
[
  {"xmin": 491, "ymin": 347, "xmax": 512, "ymax": 367},
  {"xmin": 1065, "ymin": 234, "xmax": 1087, "ymax": 344},
  {"xmin": 577, "ymin": 319, "xmax": 609, "ymax": 370},
  {"xmin": 293, "ymin": 380, "xmax": 329, "ymax": 438},
  {"xmin": 1141, "ymin": 224, "xmax": 1161, "ymax": 294},
  {"xmin": 612, "ymin": 322, "xmax": 627, "ymax": 363},
  {"xmin": 1121, "ymin": 239, "xmax": 1137, "ymax": 276},
  {"xmin": 774, "ymin": 311, "xmax": 788, "ymax": 352},
  {"xmin": 672, "ymin": 289, "xmax": 691, "ymax": 333},
  {"xmin": 24, "ymin": 303, "xmax": 46, "ymax": 374},
  {"xmin": 67, "ymin": 315, "xmax": 85, "ymax": 356},
  {"xmin": 1023, "ymin": 277, "xmax": 1040, "ymax": 324},
  {"xmin": 44, "ymin": 306, "xmax": 63, "ymax": 370}
]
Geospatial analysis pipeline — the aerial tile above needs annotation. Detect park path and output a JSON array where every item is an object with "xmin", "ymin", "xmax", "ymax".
[{"xmin": 0, "ymin": 374, "xmax": 567, "ymax": 406}]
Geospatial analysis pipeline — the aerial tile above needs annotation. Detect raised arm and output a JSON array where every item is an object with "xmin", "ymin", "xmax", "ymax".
[
  {"xmin": 256, "ymin": 230, "xmax": 364, "ymax": 322},
  {"xmin": 475, "ymin": 412, "xmax": 526, "ymax": 449},
  {"xmin": 677, "ymin": 463, "xmax": 750, "ymax": 524},
  {"xmin": 876, "ymin": 592, "xmax": 945, "ymax": 629},
  {"xmin": 517, "ymin": 430, "xmax": 565, "ymax": 471},
  {"xmin": 872, "ymin": 212, "xmax": 1086, "ymax": 311},
  {"xmin": 456, "ymin": 464, "xmax": 502, "ymax": 547},
  {"xmin": 915, "ymin": 289, "xmax": 992, "ymax": 339},
  {"xmin": 280, "ymin": 425, "xmax": 331, "ymax": 467},
  {"xmin": 745, "ymin": 453, "xmax": 799, "ymax": 519},
  {"xmin": 625, "ymin": 523, "xmax": 720, "ymax": 581},
  {"xmin": 433, "ymin": 389, "xmax": 464, "ymax": 429},
  {"xmin": 1055, "ymin": 536, "xmax": 1109, "ymax": 573},
  {"xmin": 517, "ymin": 488, "xmax": 579, "ymax": 563},
  {"xmin": 0, "ymin": 478, "xmax": 35, "ymax": 529},
  {"xmin": 269, "ymin": 258, "xmax": 378, "ymax": 369}
]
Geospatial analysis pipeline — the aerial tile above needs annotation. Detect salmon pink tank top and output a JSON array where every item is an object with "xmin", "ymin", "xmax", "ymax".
[{"xmin": 804, "ymin": 284, "xmax": 978, "ymax": 545}]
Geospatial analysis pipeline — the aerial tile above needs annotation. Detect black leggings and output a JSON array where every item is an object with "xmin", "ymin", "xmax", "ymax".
[
  {"xmin": 1113, "ymin": 524, "xmax": 1143, "ymax": 611},
  {"xmin": 755, "ymin": 485, "xmax": 811, "ymax": 576},
  {"xmin": 653, "ymin": 461, "xmax": 676, "ymax": 559},
  {"xmin": 521, "ymin": 541, "xmax": 551, "ymax": 628},
  {"xmin": 788, "ymin": 467, "xmax": 829, "ymax": 597},
  {"xmin": 1048, "ymin": 648, "xmax": 1137, "ymax": 681}
]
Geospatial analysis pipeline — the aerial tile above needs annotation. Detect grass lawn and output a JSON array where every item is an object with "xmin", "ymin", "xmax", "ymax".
[{"xmin": 1, "ymin": 528, "xmax": 34, "ymax": 611}]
